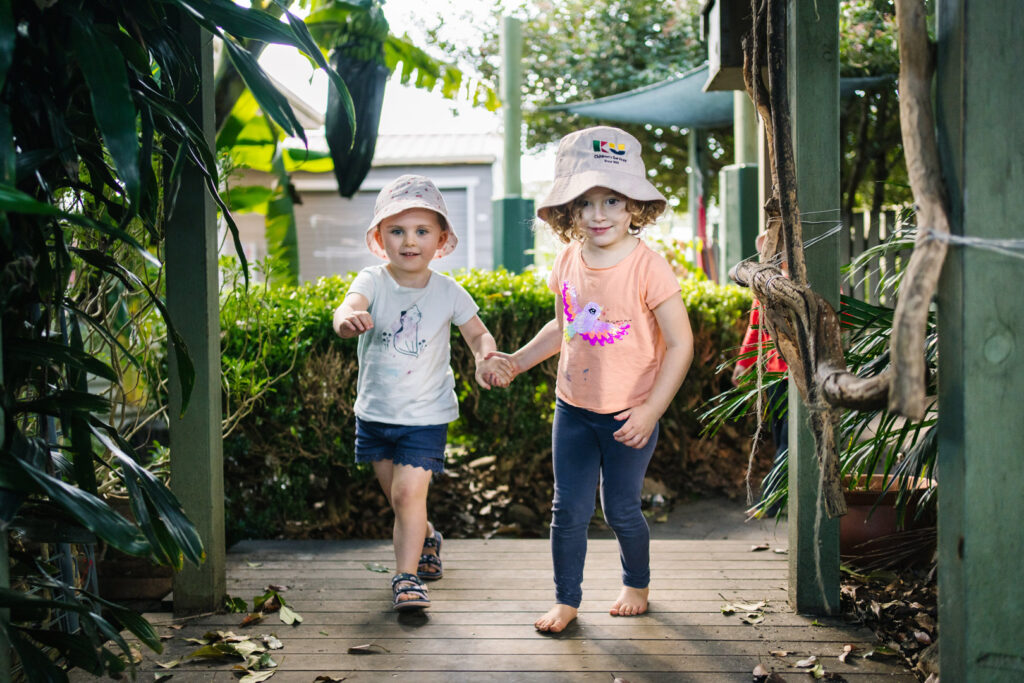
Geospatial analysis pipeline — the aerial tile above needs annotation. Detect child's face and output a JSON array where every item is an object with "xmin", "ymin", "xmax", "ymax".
[
  {"xmin": 576, "ymin": 187, "xmax": 632, "ymax": 248},
  {"xmin": 375, "ymin": 208, "xmax": 448, "ymax": 277}
]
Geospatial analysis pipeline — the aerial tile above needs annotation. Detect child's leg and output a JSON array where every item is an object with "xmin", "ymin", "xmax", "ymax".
[
  {"xmin": 374, "ymin": 460, "xmax": 433, "ymax": 576},
  {"xmin": 598, "ymin": 420, "xmax": 659, "ymax": 616},
  {"xmin": 537, "ymin": 400, "xmax": 602, "ymax": 632}
]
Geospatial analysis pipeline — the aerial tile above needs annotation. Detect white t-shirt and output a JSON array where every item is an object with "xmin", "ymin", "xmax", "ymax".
[{"xmin": 348, "ymin": 265, "xmax": 479, "ymax": 425}]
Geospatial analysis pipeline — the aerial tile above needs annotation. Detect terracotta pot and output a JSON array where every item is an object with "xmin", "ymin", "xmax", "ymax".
[
  {"xmin": 96, "ymin": 552, "xmax": 173, "ymax": 601},
  {"xmin": 839, "ymin": 474, "xmax": 935, "ymax": 566}
]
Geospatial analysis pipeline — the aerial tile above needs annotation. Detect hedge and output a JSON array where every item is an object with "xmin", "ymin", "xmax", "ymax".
[{"xmin": 219, "ymin": 267, "xmax": 764, "ymax": 543}]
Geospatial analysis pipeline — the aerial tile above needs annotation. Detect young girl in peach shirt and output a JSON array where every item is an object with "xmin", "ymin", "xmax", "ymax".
[{"xmin": 494, "ymin": 126, "xmax": 694, "ymax": 632}]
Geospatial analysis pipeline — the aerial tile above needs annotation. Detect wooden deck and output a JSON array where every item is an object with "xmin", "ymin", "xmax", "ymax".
[{"xmin": 113, "ymin": 538, "xmax": 919, "ymax": 682}]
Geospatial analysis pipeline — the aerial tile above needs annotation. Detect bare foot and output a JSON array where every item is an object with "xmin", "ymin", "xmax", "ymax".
[
  {"xmin": 534, "ymin": 604, "xmax": 578, "ymax": 632},
  {"xmin": 609, "ymin": 586, "xmax": 649, "ymax": 616}
]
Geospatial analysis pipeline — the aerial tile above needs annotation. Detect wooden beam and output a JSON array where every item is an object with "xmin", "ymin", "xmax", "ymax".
[
  {"xmin": 166, "ymin": 19, "xmax": 225, "ymax": 615},
  {"xmin": 935, "ymin": 1, "xmax": 1024, "ymax": 679},
  {"xmin": 785, "ymin": 0, "xmax": 840, "ymax": 615}
]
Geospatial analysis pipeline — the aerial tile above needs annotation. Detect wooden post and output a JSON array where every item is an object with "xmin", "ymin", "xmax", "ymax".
[
  {"xmin": 935, "ymin": 1, "xmax": 1024, "ymax": 679},
  {"xmin": 786, "ymin": 0, "xmax": 840, "ymax": 615},
  {"xmin": 166, "ymin": 20, "xmax": 225, "ymax": 615}
]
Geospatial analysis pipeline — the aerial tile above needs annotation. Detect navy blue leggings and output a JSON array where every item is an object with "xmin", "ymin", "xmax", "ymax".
[{"xmin": 550, "ymin": 398, "xmax": 659, "ymax": 608}]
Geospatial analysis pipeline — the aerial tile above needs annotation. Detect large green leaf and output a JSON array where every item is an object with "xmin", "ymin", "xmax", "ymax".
[
  {"xmin": 6, "ymin": 436, "xmax": 149, "ymax": 557},
  {"xmin": 71, "ymin": 19, "xmax": 140, "ymax": 208},
  {"xmin": 90, "ymin": 420, "xmax": 205, "ymax": 569},
  {"xmin": 6, "ymin": 338, "xmax": 117, "ymax": 383},
  {"xmin": 264, "ymin": 150, "xmax": 299, "ymax": 288},
  {"xmin": 225, "ymin": 185, "xmax": 274, "ymax": 213},
  {"xmin": 222, "ymin": 37, "xmax": 305, "ymax": 141},
  {"xmin": 181, "ymin": 0, "xmax": 355, "ymax": 146}
]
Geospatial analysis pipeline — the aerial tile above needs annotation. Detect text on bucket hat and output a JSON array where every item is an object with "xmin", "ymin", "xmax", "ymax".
[
  {"xmin": 364, "ymin": 174, "xmax": 458, "ymax": 260},
  {"xmin": 536, "ymin": 126, "xmax": 667, "ymax": 222}
]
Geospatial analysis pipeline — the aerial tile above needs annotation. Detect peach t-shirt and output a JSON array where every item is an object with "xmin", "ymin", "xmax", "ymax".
[{"xmin": 548, "ymin": 240, "xmax": 681, "ymax": 414}]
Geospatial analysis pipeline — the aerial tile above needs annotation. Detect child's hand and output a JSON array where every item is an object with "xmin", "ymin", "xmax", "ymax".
[
  {"xmin": 612, "ymin": 403, "xmax": 660, "ymax": 449},
  {"xmin": 476, "ymin": 352, "xmax": 516, "ymax": 389},
  {"xmin": 334, "ymin": 310, "xmax": 374, "ymax": 338}
]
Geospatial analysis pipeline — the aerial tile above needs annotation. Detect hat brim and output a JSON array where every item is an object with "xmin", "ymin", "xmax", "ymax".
[
  {"xmin": 365, "ymin": 200, "xmax": 458, "ymax": 260},
  {"xmin": 536, "ymin": 169, "xmax": 667, "ymax": 222}
]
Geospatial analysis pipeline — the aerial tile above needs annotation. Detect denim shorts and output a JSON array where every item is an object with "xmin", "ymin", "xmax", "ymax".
[{"xmin": 354, "ymin": 418, "xmax": 447, "ymax": 473}]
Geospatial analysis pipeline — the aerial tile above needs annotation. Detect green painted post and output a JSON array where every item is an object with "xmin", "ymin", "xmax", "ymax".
[
  {"xmin": 166, "ymin": 20, "xmax": 225, "ymax": 615},
  {"xmin": 734, "ymin": 91, "xmax": 758, "ymax": 165},
  {"xmin": 719, "ymin": 93, "xmax": 760, "ymax": 281},
  {"xmin": 718, "ymin": 165, "xmax": 760, "ymax": 280},
  {"xmin": 935, "ymin": 2, "xmax": 1024, "ymax": 679},
  {"xmin": 493, "ymin": 16, "xmax": 534, "ymax": 273},
  {"xmin": 786, "ymin": 0, "xmax": 840, "ymax": 614}
]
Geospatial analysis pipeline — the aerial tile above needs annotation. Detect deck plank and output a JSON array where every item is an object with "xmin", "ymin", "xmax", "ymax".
[{"xmin": 90, "ymin": 538, "xmax": 916, "ymax": 682}]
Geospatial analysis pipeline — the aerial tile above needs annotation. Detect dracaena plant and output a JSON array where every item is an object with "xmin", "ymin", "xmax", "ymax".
[
  {"xmin": 0, "ymin": 0, "xmax": 351, "ymax": 678},
  {"xmin": 701, "ymin": 226, "xmax": 937, "ymax": 523}
]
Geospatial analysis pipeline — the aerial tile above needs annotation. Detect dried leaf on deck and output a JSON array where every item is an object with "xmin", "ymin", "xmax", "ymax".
[
  {"xmin": 751, "ymin": 543, "xmax": 770, "ymax": 552},
  {"xmin": 237, "ymin": 670, "xmax": 276, "ymax": 683},
  {"xmin": 240, "ymin": 612, "xmax": 264, "ymax": 628},
  {"xmin": 795, "ymin": 655, "xmax": 818, "ymax": 668},
  {"xmin": 348, "ymin": 643, "xmax": 390, "ymax": 655},
  {"xmin": 838, "ymin": 644, "xmax": 856, "ymax": 663},
  {"xmin": 770, "ymin": 650, "xmax": 791, "ymax": 657},
  {"xmin": 262, "ymin": 635, "xmax": 284, "ymax": 650},
  {"xmin": 363, "ymin": 562, "xmax": 390, "ymax": 573},
  {"xmin": 246, "ymin": 561, "xmax": 263, "ymax": 568},
  {"xmin": 279, "ymin": 604, "xmax": 303, "ymax": 625},
  {"xmin": 314, "ymin": 677, "xmax": 348, "ymax": 682},
  {"xmin": 809, "ymin": 661, "xmax": 826, "ymax": 679},
  {"xmin": 267, "ymin": 583, "xmax": 288, "ymax": 592},
  {"xmin": 913, "ymin": 630, "xmax": 932, "ymax": 644},
  {"xmin": 155, "ymin": 659, "xmax": 180, "ymax": 669}
]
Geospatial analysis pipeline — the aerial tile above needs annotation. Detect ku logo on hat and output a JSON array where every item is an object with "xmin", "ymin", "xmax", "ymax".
[{"xmin": 592, "ymin": 140, "xmax": 626, "ymax": 156}]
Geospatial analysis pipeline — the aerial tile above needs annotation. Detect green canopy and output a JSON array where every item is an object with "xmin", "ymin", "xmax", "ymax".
[{"xmin": 549, "ymin": 64, "xmax": 894, "ymax": 129}]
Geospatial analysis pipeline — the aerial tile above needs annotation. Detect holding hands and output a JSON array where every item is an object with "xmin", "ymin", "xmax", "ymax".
[{"xmin": 475, "ymin": 353, "xmax": 515, "ymax": 390}]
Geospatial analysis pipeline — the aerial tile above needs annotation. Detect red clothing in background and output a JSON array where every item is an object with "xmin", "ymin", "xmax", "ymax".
[{"xmin": 736, "ymin": 301, "xmax": 788, "ymax": 374}]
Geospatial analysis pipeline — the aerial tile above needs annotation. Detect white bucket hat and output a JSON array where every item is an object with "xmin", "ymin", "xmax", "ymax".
[
  {"xmin": 537, "ymin": 126, "xmax": 667, "ymax": 222},
  {"xmin": 364, "ymin": 174, "xmax": 458, "ymax": 259}
]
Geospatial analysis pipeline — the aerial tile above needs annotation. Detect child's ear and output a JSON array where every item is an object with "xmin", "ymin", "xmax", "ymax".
[
  {"xmin": 373, "ymin": 227, "xmax": 384, "ymax": 248},
  {"xmin": 437, "ymin": 229, "xmax": 449, "ymax": 248}
]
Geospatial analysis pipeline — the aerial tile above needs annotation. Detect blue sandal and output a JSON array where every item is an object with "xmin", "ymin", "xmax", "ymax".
[
  {"xmin": 417, "ymin": 529, "xmax": 443, "ymax": 581},
  {"xmin": 391, "ymin": 572, "xmax": 430, "ymax": 611}
]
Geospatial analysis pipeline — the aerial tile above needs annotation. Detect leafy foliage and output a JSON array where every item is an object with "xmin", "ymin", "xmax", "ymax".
[
  {"xmin": 216, "ymin": 265, "xmax": 756, "ymax": 542},
  {"xmin": 702, "ymin": 229, "xmax": 937, "ymax": 522},
  {"xmin": 433, "ymin": 0, "xmax": 709, "ymax": 207},
  {"xmin": 436, "ymin": 0, "xmax": 909, "ymax": 214},
  {"xmin": 0, "ymin": 0, "xmax": 349, "ymax": 677}
]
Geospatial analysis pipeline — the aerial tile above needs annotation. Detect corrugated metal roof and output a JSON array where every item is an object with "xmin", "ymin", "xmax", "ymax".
[
  {"xmin": 372, "ymin": 132, "xmax": 499, "ymax": 166},
  {"xmin": 295, "ymin": 130, "xmax": 499, "ymax": 166}
]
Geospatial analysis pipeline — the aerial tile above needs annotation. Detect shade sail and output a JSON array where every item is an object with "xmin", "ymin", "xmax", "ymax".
[
  {"xmin": 547, "ymin": 64, "xmax": 895, "ymax": 130},
  {"xmin": 548, "ymin": 65, "xmax": 734, "ymax": 129}
]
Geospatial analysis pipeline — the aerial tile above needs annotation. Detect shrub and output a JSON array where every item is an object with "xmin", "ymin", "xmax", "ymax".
[{"xmin": 219, "ymin": 267, "xmax": 759, "ymax": 542}]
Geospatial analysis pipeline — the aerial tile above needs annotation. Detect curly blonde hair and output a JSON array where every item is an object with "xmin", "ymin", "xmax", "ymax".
[{"xmin": 542, "ymin": 192, "xmax": 665, "ymax": 244}]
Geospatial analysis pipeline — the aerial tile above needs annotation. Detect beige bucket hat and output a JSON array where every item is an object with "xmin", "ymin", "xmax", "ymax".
[
  {"xmin": 365, "ymin": 174, "xmax": 458, "ymax": 259},
  {"xmin": 537, "ymin": 126, "xmax": 667, "ymax": 222}
]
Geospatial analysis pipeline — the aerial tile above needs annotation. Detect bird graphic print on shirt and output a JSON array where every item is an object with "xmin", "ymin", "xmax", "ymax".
[{"xmin": 561, "ymin": 281, "xmax": 630, "ymax": 346}]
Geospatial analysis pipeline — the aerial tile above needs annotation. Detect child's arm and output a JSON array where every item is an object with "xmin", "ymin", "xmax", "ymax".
[
  {"xmin": 458, "ymin": 315, "xmax": 513, "ymax": 389},
  {"xmin": 613, "ymin": 295, "xmax": 694, "ymax": 449},
  {"xmin": 333, "ymin": 293, "xmax": 373, "ymax": 339},
  {"xmin": 487, "ymin": 299, "xmax": 564, "ymax": 380}
]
